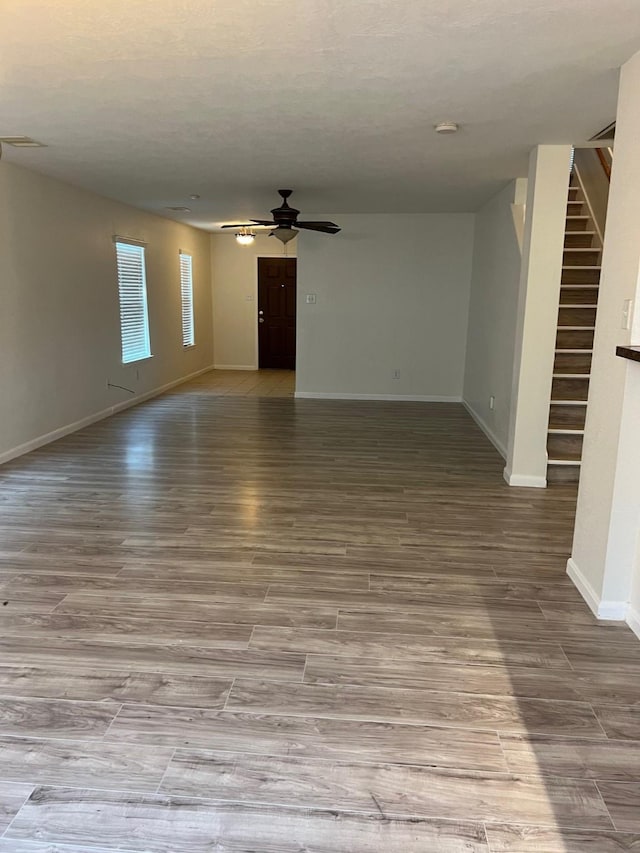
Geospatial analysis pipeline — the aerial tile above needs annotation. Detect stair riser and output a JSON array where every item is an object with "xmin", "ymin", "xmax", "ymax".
[
  {"xmin": 567, "ymin": 201, "xmax": 585, "ymax": 215},
  {"xmin": 559, "ymin": 287, "xmax": 598, "ymax": 305},
  {"xmin": 562, "ymin": 268, "xmax": 600, "ymax": 285},
  {"xmin": 554, "ymin": 353, "xmax": 592, "ymax": 374},
  {"xmin": 547, "ymin": 465, "xmax": 581, "ymax": 484},
  {"xmin": 558, "ymin": 307, "xmax": 597, "ymax": 327},
  {"xmin": 549, "ymin": 404, "xmax": 587, "ymax": 430},
  {"xmin": 547, "ymin": 433, "xmax": 584, "ymax": 461},
  {"xmin": 565, "ymin": 233, "xmax": 595, "ymax": 248},
  {"xmin": 552, "ymin": 377, "xmax": 590, "ymax": 401},
  {"xmin": 556, "ymin": 329, "xmax": 595, "ymax": 349},
  {"xmin": 563, "ymin": 250, "xmax": 601, "ymax": 266},
  {"xmin": 566, "ymin": 218, "xmax": 589, "ymax": 231}
]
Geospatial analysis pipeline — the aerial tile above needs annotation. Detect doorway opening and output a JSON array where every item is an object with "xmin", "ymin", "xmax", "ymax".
[{"xmin": 257, "ymin": 257, "xmax": 297, "ymax": 370}]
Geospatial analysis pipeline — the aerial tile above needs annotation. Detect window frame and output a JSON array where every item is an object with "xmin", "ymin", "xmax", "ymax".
[
  {"xmin": 114, "ymin": 237, "xmax": 152, "ymax": 365},
  {"xmin": 180, "ymin": 250, "xmax": 195, "ymax": 348}
]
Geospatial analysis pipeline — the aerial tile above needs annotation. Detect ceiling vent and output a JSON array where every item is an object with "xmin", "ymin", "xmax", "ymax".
[{"xmin": 0, "ymin": 136, "xmax": 47, "ymax": 147}]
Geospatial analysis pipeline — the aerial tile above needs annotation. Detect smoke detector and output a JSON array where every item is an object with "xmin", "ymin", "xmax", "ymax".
[{"xmin": 434, "ymin": 122, "xmax": 459, "ymax": 135}]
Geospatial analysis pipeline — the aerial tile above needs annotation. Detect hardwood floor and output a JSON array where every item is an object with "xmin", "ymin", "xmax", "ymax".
[{"xmin": 0, "ymin": 369, "xmax": 639, "ymax": 851}]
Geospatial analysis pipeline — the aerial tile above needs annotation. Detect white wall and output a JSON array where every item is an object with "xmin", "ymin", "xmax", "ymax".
[
  {"xmin": 295, "ymin": 214, "xmax": 474, "ymax": 400},
  {"xmin": 504, "ymin": 145, "xmax": 574, "ymax": 487},
  {"xmin": 568, "ymin": 49, "xmax": 640, "ymax": 628},
  {"xmin": 0, "ymin": 161, "xmax": 213, "ymax": 462},
  {"xmin": 463, "ymin": 179, "xmax": 527, "ymax": 457},
  {"xmin": 210, "ymin": 234, "xmax": 297, "ymax": 369}
]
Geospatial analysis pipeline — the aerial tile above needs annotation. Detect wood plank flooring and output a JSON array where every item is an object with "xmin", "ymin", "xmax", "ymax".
[{"xmin": 0, "ymin": 368, "xmax": 639, "ymax": 851}]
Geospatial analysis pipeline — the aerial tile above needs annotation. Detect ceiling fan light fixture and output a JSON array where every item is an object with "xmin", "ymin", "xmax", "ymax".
[
  {"xmin": 235, "ymin": 228, "xmax": 255, "ymax": 246},
  {"xmin": 272, "ymin": 227, "xmax": 298, "ymax": 245}
]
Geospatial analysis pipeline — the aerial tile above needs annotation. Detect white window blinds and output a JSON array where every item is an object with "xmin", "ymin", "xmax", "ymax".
[
  {"xmin": 180, "ymin": 252, "xmax": 195, "ymax": 347},
  {"xmin": 115, "ymin": 240, "xmax": 151, "ymax": 364}
]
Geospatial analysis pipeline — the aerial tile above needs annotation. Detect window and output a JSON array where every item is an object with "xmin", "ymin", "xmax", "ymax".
[
  {"xmin": 114, "ymin": 239, "xmax": 151, "ymax": 363},
  {"xmin": 180, "ymin": 251, "xmax": 195, "ymax": 347}
]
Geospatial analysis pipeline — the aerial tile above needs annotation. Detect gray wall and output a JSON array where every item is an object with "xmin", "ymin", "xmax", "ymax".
[
  {"xmin": 463, "ymin": 179, "xmax": 527, "ymax": 456},
  {"xmin": 0, "ymin": 161, "xmax": 213, "ymax": 461},
  {"xmin": 295, "ymin": 214, "xmax": 474, "ymax": 400}
]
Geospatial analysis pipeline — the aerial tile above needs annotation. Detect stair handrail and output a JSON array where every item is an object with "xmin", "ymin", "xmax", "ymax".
[
  {"xmin": 596, "ymin": 147, "xmax": 611, "ymax": 182},
  {"xmin": 572, "ymin": 159, "xmax": 605, "ymax": 248}
]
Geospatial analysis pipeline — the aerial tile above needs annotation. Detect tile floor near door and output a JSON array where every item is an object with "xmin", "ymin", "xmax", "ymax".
[{"xmin": 0, "ymin": 369, "xmax": 639, "ymax": 852}]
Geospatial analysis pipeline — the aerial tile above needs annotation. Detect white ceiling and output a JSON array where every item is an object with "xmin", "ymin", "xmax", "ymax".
[{"xmin": 1, "ymin": 0, "xmax": 639, "ymax": 229}]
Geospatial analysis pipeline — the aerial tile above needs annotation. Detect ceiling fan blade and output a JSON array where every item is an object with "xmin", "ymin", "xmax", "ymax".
[
  {"xmin": 221, "ymin": 221, "xmax": 274, "ymax": 229},
  {"xmin": 296, "ymin": 221, "xmax": 341, "ymax": 234}
]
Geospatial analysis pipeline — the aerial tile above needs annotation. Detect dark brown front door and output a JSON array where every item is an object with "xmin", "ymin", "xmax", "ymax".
[{"xmin": 258, "ymin": 257, "xmax": 297, "ymax": 369}]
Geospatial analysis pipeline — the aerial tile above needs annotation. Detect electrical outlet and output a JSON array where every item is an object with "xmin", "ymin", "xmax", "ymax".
[
  {"xmin": 622, "ymin": 299, "xmax": 633, "ymax": 330},
  {"xmin": 306, "ymin": 294, "xmax": 317, "ymax": 304},
  {"xmin": 393, "ymin": 369, "xmax": 401, "ymax": 380},
  {"xmin": 489, "ymin": 395, "xmax": 495, "ymax": 410}
]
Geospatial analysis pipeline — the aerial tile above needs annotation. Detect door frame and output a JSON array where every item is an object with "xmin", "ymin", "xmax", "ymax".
[{"xmin": 254, "ymin": 254, "xmax": 297, "ymax": 370}]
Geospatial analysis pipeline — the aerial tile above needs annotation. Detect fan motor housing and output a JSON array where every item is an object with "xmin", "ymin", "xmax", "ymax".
[{"xmin": 271, "ymin": 189, "xmax": 299, "ymax": 228}]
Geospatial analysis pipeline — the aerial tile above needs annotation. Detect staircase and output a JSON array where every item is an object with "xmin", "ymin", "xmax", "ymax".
[{"xmin": 547, "ymin": 176, "xmax": 602, "ymax": 483}]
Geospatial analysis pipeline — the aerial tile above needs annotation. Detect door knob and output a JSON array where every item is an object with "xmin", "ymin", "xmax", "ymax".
[{"xmin": 259, "ymin": 317, "xmax": 265, "ymax": 323}]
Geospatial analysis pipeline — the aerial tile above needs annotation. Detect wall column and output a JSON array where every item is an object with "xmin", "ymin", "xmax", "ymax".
[
  {"xmin": 568, "ymin": 50, "xmax": 640, "ymax": 631},
  {"xmin": 504, "ymin": 145, "xmax": 573, "ymax": 487}
]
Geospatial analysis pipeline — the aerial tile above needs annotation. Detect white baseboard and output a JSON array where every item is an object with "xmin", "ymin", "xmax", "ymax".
[
  {"xmin": 0, "ymin": 364, "xmax": 215, "ymax": 467},
  {"xmin": 503, "ymin": 466, "xmax": 547, "ymax": 488},
  {"xmin": 597, "ymin": 600, "xmax": 629, "ymax": 621},
  {"xmin": 566, "ymin": 557, "xmax": 628, "ymax": 621},
  {"xmin": 566, "ymin": 558, "xmax": 604, "ymax": 618},
  {"xmin": 213, "ymin": 364, "xmax": 258, "ymax": 371},
  {"xmin": 462, "ymin": 400, "xmax": 507, "ymax": 459},
  {"xmin": 295, "ymin": 392, "xmax": 462, "ymax": 402},
  {"xmin": 627, "ymin": 604, "xmax": 640, "ymax": 640}
]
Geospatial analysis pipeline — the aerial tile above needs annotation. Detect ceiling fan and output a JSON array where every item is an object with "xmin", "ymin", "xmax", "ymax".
[{"xmin": 222, "ymin": 190, "xmax": 340, "ymax": 244}]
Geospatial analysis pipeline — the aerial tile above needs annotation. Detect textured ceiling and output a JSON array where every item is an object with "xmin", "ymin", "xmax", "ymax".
[{"xmin": 1, "ymin": 0, "xmax": 639, "ymax": 228}]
